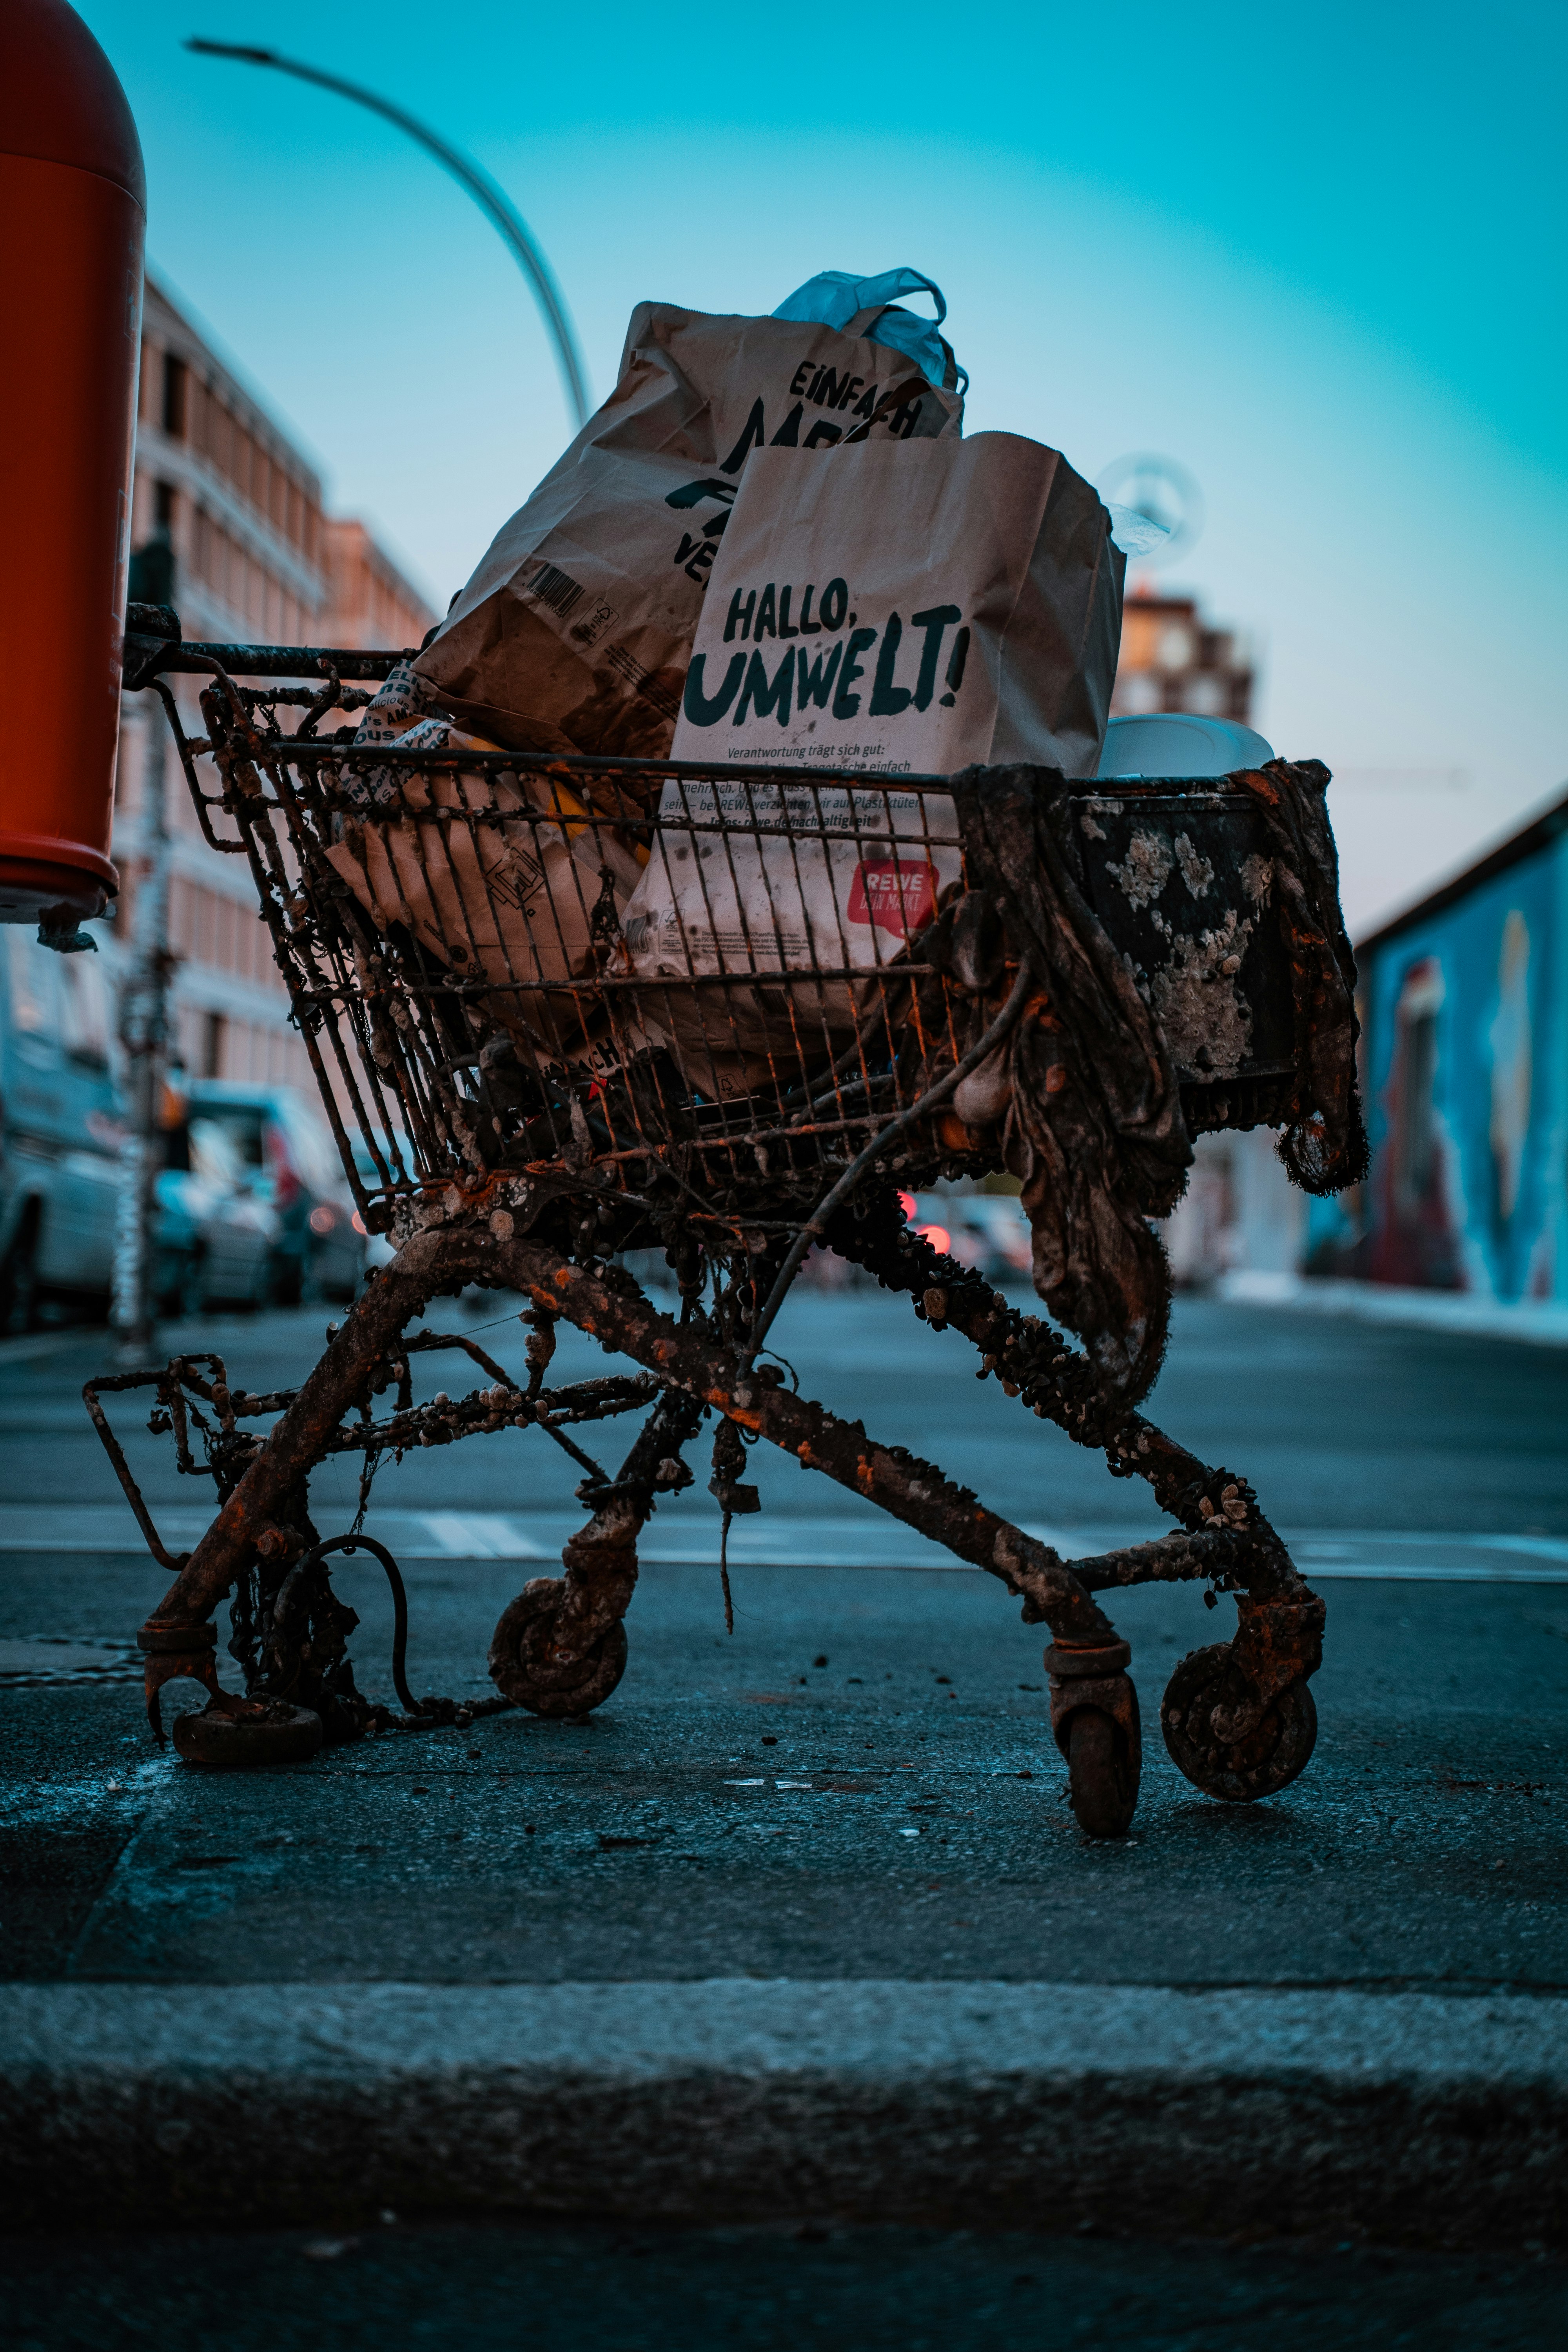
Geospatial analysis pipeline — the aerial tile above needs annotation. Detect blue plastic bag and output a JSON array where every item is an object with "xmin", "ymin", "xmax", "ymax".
[{"xmin": 772, "ymin": 268, "xmax": 968, "ymax": 395}]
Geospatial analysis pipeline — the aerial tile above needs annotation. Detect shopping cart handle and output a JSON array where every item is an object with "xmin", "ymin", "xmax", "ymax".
[
  {"xmin": 127, "ymin": 632, "xmax": 413, "ymax": 684},
  {"xmin": 122, "ymin": 601, "xmax": 182, "ymax": 691},
  {"xmin": 126, "ymin": 600, "xmax": 181, "ymax": 642}
]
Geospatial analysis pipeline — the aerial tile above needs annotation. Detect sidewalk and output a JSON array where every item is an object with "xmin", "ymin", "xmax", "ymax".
[{"xmin": 1220, "ymin": 1269, "xmax": 1568, "ymax": 1348}]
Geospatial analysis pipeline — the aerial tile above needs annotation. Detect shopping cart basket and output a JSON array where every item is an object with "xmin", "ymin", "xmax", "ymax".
[{"xmin": 89, "ymin": 610, "xmax": 1364, "ymax": 1837}]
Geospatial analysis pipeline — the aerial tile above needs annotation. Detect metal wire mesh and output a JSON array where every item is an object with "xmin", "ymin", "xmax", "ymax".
[{"xmin": 158, "ymin": 660, "xmax": 989, "ymax": 1232}]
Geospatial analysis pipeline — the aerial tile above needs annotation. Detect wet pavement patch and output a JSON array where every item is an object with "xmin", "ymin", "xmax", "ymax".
[{"xmin": 0, "ymin": 1639, "xmax": 142, "ymax": 1688}]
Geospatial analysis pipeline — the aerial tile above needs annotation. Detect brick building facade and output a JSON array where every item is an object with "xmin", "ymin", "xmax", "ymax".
[
  {"xmin": 113, "ymin": 276, "xmax": 434, "ymax": 1088},
  {"xmin": 1111, "ymin": 587, "xmax": 1254, "ymax": 726}
]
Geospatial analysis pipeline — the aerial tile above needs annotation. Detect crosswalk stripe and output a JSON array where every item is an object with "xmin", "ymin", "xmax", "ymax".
[
  {"xmin": 418, "ymin": 1515, "xmax": 549, "ymax": 1560},
  {"xmin": 0, "ymin": 1507, "xmax": 1563, "ymax": 1580}
]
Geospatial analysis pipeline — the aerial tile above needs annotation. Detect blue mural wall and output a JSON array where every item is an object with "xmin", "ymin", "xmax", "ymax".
[{"xmin": 1306, "ymin": 812, "xmax": 1568, "ymax": 1301}]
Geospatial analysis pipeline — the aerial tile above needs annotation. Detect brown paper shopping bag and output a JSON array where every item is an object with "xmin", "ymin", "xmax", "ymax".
[
  {"xmin": 670, "ymin": 433, "xmax": 1123, "ymax": 778},
  {"xmin": 411, "ymin": 302, "xmax": 962, "ymax": 764},
  {"xmin": 621, "ymin": 433, "xmax": 1123, "ymax": 1080}
]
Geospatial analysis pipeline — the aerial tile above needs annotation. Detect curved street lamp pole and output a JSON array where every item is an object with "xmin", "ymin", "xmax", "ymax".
[{"xmin": 186, "ymin": 39, "xmax": 592, "ymax": 431}]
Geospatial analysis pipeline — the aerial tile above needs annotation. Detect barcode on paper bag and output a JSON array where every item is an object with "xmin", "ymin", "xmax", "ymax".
[{"xmin": 523, "ymin": 561, "xmax": 586, "ymax": 621}]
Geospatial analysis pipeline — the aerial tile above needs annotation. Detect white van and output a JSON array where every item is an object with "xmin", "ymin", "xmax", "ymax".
[{"xmin": 0, "ymin": 930, "xmax": 122, "ymax": 1332}]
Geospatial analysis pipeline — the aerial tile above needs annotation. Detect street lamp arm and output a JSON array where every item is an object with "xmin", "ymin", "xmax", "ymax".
[{"xmin": 186, "ymin": 38, "xmax": 592, "ymax": 430}]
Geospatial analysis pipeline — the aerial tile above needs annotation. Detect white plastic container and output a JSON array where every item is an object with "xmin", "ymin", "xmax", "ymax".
[{"xmin": 1096, "ymin": 712, "xmax": 1274, "ymax": 779}]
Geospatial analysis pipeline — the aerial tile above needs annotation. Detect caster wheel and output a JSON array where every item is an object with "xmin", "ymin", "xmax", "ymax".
[
  {"xmin": 1067, "ymin": 1706, "xmax": 1139, "ymax": 1839},
  {"xmin": 488, "ymin": 1579, "xmax": 628, "ymax": 1719},
  {"xmin": 171, "ymin": 1697, "xmax": 323, "ymax": 1768},
  {"xmin": 1161, "ymin": 1642, "xmax": 1318, "ymax": 1802}
]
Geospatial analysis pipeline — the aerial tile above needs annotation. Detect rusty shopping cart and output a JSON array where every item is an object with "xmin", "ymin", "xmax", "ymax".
[{"xmin": 91, "ymin": 610, "xmax": 1366, "ymax": 1837}]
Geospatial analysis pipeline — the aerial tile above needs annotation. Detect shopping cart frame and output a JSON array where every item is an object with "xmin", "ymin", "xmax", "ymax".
[{"xmin": 93, "ymin": 617, "xmax": 1339, "ymax": 1835}]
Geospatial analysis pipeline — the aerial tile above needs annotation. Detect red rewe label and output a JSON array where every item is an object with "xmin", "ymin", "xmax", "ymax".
[{"xmin": 847, "ymin": 857, "xmax": 938, "ymax": 938}]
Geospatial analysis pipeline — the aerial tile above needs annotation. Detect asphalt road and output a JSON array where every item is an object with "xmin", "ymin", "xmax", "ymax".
[
  {"xmin": 4, "ymin": 1274, "xmax": 1566, "ymax": 1532},
  {"xmin": 1, "ymin": 1285, "xmax": 1564, "ymax": 1991}
]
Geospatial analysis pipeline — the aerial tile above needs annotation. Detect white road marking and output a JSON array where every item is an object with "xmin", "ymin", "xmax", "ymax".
[
  {"xmin": 0, "ymin": 1506, "xmax": 1563, "ymax": 1581},
  {"xmin": 418, "ymin": 1515, "xmax": 548, "ymax": 1559}
]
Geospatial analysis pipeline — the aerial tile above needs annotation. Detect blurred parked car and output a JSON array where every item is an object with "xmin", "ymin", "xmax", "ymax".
[
  {"xmin": 0, "ymin": 936, "xmax": 356, "ymax": 1329},
  {"xmin": 184, "ymin": 1083, "xmax": 364, "ymax": 1303},
  {"xmin": 152, "ymin": 1112, "xmax": 280, "ymax": 1316},
  {"xmin": 350, "ymin": 1134, "xmax": 402, "ymax": 1281},
  {"xmin": 0, "ymin": 929, "xmax": 122, "ymax": 1333},
  {"xmin": 904, "ymin": 1190, "xmax": 1033, "ymax": 1284}
]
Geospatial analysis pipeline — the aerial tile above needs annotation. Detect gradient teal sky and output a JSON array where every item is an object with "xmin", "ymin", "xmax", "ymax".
[{"xmin": 80, "ymin": 0, "xmax": 1566, "ymax": 930}]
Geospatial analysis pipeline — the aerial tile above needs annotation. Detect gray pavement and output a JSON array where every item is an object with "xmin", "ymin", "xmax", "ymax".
[
  {"xmin": 7, "ymin": 2219, "xmax": 1565, "ymax": 2350},
  {"xmin": 2, "ymin": 1286, "xmax": 1566, "ymax": 2284}
]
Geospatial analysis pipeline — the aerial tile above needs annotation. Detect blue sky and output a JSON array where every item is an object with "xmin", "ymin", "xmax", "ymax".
[{"xmin": 81, "ymin": 0, "xmax": 1566, "ymax": 931}]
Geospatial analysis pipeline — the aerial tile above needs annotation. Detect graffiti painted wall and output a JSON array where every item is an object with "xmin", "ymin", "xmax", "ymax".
[{"xmin": 1307, "ymin": 810, "xmax": 1568, "ymax": 1301}]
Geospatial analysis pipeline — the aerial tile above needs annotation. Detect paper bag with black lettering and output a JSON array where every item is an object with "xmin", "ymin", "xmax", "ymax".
[
  {"xmin": 411, "ymin": 301, "xmax": 962, "ymax": 769},
  {"xmin": 621, "ymin": 432, "xmax": 1123, "ymax": 1082}
]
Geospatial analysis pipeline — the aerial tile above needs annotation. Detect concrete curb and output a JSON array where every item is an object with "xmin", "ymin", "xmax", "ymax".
[{"xmin": 4, "ymin": 1981, "xmax": 1566, "ymax": 2245}]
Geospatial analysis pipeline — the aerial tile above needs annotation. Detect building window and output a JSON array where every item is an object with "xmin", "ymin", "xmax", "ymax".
[
  {"xmin": 202, "ymin": 1009, "xmax": 226, "ymax": 1080},
  {"xmin": 162, "ymin": 353, "xmax": 188, "ymax": 439},
  {"xmin": 1112, "ymin": 590, "xmax": 1254, "ymax": 727}
]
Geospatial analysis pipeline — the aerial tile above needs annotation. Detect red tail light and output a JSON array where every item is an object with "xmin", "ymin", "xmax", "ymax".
[{"xmin": 264, "ymin": 1123, "xmax": 301, "ymax": 1209}]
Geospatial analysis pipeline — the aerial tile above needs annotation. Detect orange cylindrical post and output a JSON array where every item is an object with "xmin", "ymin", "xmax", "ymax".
[{"xmin": 0, "ymin": 0, "xmax": 145, "ymax": 929}]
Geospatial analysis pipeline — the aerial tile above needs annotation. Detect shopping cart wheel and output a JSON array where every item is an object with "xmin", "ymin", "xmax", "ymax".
[
  {"xmin": 170, "ymin": 1696, "xmax": 323, "ymax": 1768},
  {"xmin": 1161, "ymin": 1642, "xmax": 1318, "ymax": 1802},
  {"xmin": 1066, "ymin": 1707, "xmax": 1139, "ymax": 1838},
  {"xmin": 488, "ymin": 1579, "xmax": 629, "ymax": 1719}
]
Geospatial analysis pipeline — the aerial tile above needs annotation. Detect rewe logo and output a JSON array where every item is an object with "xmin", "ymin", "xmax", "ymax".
[{"xmin": 847, "ymin": 858, "xmax": 938, "ymax": 937}]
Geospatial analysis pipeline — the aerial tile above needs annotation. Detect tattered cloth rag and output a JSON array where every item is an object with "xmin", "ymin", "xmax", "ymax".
[
  {"xmin": 942, "ymin": 760, "xmax": 1366, "ymax": 1405},
  {"xmin": 946, "ymin": 766, "xmax": 1191, "ymax": 1403},
  {"xmin": 1229, "ymin": 760, "xmax": 1369, "ymax": 1196}
]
